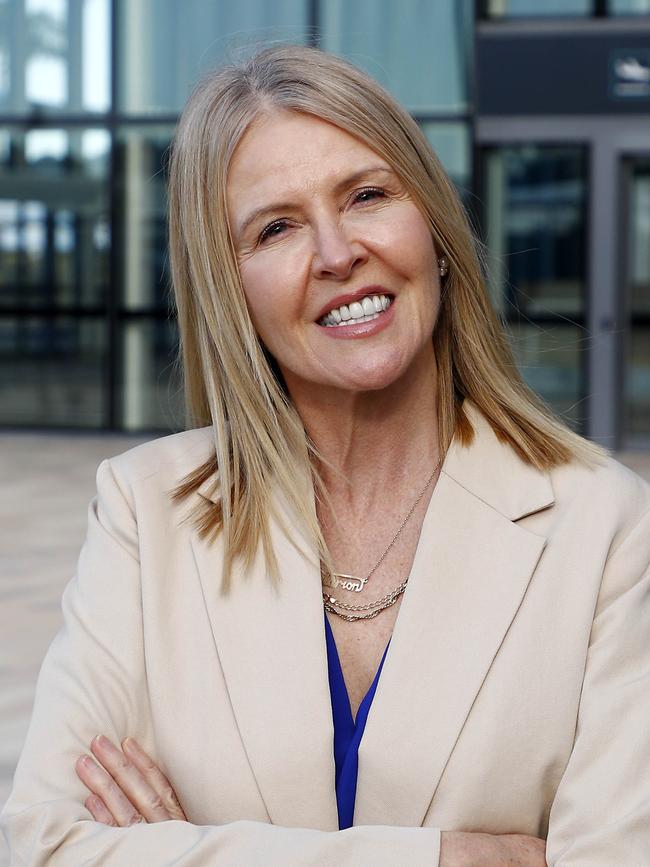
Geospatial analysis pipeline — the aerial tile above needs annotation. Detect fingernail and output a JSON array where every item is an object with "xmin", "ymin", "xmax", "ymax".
[
  {"xmin": 93, "ymin": 734, "xmax": 108, "ymax": 748},
  {"xmin": 123, "ymin": 737, "xmax": 139, "ymax": 753}
]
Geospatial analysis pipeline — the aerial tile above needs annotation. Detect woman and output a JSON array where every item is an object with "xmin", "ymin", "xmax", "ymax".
[{"xmin": 2, "ymin": 44, "xmax": 649, "ymax": 866}]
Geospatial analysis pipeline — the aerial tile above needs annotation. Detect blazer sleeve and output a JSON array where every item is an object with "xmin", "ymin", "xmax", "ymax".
[
  {"xmin": 0, "ymin": 458, "xmax": 441, "ymax": 867},
  {"xmin": 545, "ymin": 504, "xmax": 650, "ymax": 866}
]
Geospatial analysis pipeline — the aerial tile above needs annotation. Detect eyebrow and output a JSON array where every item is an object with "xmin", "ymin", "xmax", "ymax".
[{"xmin": 235, "ymin": 165, "xmax": 396, "ymax": 238}]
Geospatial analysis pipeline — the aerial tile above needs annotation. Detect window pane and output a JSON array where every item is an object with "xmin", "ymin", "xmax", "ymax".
[
  {"xmin": 116, "ymin": 127, "xmax": 173, "ymax": 312},
  {"xmin": 609, "ymin": 0, "xmax": 650, "ymax": 12},
  {"xmin": 0, "ymin": 0, "xmax": 110, "ymax": 116},
  {"xmin": 486, "ymin": 0, "xmax": 592, "ymax": 16},
  {"xmin": 483, "ymin": 145, "xmax": 587, "ymax": 318},
  {"xmin": 508, "ymin": 323, "xmax": 584, "ymax": 431},
  {"xmin": 0, "ymin": 128, "xmax": 110, "ymax": 310},
  {"xmin": 0, "ymin": 316, "xmax": 106, "ymax": 426},
  {"xmin": 118, "ymin": 318, "xmax": 183, "ymax": 431},
  {"xmin": 118, "ymin": 0, "xmax": 308, "ymax": 115},
  {"xmin": 321, "ymin": 0, "xmax": 471, "ymax": 113},
  {"xmin": 421, "ymin": 122, "xmax": 471, "ymax": 189}
]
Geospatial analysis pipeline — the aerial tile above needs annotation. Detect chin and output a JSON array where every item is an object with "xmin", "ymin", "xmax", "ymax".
[{"xmin": 330, "ymin": 359, "xmax": 409, "ymax": 393}]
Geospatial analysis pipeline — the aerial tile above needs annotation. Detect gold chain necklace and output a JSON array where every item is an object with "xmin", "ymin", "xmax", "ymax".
[
  {"xmin": 322, "ymin": 458, "xmax": 441, "ymax": 622},
  {"xmin": 323, "ymin": 578, "xmax": 409, "ymax": 622}
]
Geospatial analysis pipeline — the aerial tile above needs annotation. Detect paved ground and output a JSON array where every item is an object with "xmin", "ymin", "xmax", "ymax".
[{"xmin": 1, "ymin": 431, "xmax": 649, "ymax": 862}]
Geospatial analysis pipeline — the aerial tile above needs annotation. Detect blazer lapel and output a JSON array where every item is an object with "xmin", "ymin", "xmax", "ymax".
[
  {"xmin": 189, "ymin": 400, "xmax": 554, "ymax": 830},
  {"xmin": 354, "ymin": 401, "xmax": 554, "ymax": 827},
  {"xmin": 190, "ymin": 475, "xmax": 339, "ymax": 831}
]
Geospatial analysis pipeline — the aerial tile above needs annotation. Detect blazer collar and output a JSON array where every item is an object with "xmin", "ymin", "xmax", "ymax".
[
  {"xmin": 190, "ymin": 399, "xmax": 555, "ymax": 830},
  {"xmin": 443, "ymin": 399, "xmax": 555, "ymax": 520}
]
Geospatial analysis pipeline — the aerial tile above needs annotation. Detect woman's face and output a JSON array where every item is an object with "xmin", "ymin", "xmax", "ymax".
[{"xmin": 226, "ymin": 109, "xmax": 441, "ymax": 399}]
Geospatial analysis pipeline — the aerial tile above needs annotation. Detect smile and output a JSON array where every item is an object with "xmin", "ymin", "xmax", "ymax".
[{"xmin": 318, "ymin": 294, "xmax": 392, "ymax": 327}]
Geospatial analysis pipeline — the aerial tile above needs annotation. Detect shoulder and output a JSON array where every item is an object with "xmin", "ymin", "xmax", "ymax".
[
  {"xmin": 551, "ymin": 451, "xmax": 650, "ymax": 517},
  {"xmin": 547, "ymin": 452, "xmax": 650, "ymax": 555},
  {"xmin": 101, "ymin": 426, "xmax": 216, "ymax": 491}
]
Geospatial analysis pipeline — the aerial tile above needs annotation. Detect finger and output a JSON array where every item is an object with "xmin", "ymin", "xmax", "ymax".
[
  {"xmin": 90, "ymin": 735, "xmax": 171, "ymax": 823},
  {"xmin": 75, "ymin": 753, "xmax": 144, "ymax": 827},
  {"xmin": 85, "ymin": 794, "xmax": 117, "ymax": 826},
  {"xmin": 122, "ymin": 738, "xmax": 187, "ymax": 821}
]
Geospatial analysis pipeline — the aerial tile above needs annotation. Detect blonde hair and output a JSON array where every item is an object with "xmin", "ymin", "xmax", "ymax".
[{"xmin": 167, "ymin": 42, "xmax": 607, "ymax": 592}]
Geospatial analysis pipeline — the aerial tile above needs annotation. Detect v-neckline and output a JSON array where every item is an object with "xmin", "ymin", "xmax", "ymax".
[{"xmin": 324, "ymin": 613, "xmax": 391, "ymax": 726}]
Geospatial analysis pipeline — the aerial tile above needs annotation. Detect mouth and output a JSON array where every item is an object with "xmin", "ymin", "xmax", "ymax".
[{"xmin": 317, "ymin": 293, "xmax": 394, "ymax": 327}]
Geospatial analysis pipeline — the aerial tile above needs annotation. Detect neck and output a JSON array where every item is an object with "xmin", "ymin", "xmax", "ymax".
[{"xmin": 285, "ymin": 346, "xmax": 440, "ymax": 510}]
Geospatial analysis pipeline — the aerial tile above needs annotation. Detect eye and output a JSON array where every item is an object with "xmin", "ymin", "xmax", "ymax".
[
  {"xmin": 257, "ymin": 187, "xmax": 387, "ymax": 245},
  {"xmin": 352, "ymin": 186, "xmax": 386, "ymax": 204},
  {"xmin": 258, "ymin": 219, "xmax": 290, "ymax": 244}
]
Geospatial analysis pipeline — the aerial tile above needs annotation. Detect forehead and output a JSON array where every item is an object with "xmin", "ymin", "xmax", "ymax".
[{"xmin": 226, "ymin": 111, "xmax": 390, "ymax": 207}]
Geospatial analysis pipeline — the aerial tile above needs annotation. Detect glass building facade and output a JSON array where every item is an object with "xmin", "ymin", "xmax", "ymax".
[{"xmin": 1, "ymin": 0, "xmax": 649, "ymax": 448}]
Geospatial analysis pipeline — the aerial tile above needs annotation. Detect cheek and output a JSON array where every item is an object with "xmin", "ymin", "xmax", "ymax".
[
  {"xmin": 239, "ymin": 260, "xmax": 286, "ymax": 331},
  {"xmin": 369, "ymin": 209, "xmax": 437, "ymax": 273},
  {"xmin": 238, "ymin": 255, "xmax": 305, "ymax": 355},
  {"xmin": 401, "ymin": 212, "xmax": 437, "ymax": 268}
]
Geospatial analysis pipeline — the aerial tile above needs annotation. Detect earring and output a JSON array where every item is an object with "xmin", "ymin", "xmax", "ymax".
[{"xmin": 438, "ymin": 256, "xmax": 449, "ymax": 277}]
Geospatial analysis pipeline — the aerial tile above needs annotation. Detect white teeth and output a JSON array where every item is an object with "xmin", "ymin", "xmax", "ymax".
[
  {"xmin": 323, "ymin": 312, "xmax": 381, "ymax": 326},
  {"xmin": 319, "ymin": 294, "xmax": 392, "ymax": 326}
]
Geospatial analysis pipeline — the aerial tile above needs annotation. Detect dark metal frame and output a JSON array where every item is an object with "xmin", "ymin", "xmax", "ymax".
[{"xmin": 617, "ymin": 153, "xmax": 650, "ymax": 448}]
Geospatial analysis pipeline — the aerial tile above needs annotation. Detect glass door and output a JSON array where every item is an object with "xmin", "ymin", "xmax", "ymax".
[
  {"xmin": 621, "ymin": 156, "xmax": 650, "ymax": 445},
  {"xmin": 481, "ymin": 144, "xmax": 588, "ymax": 432}
]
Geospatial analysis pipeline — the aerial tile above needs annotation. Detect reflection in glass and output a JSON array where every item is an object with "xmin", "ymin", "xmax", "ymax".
[
  {"xmin": 421, "ymin": 122, "xmax": 471, "ymax": 189},
  {"xmin": 82, "ymin": 0, "xmax": 110, "ymax": 111},
  {"xmin": 0, "ymin": 316, "xmax": 106, "ymax": 426},
  {"xmin": 118, "ymin": 0, "xmax": 307, "ymax": 114},
  {"xmin": 486, "ymin": 0, "xmax": 591, "ymax": 15},
  {"xmin": 508, "ymin": 323, "xmax": 584, "ymax": 430},
  {"xmin": 482, "ymin": 145, "xmax": 587, "ymax": 426},
  {"xmin": 25, "ymin": 0, "xmax": 68, "ymax": 108},
  {"xmin": 609, "ymin": 0, "xmax": 650, "ymax": 12},
  {"xmin": 483, "ymin": 146, "xmax": 586, "ymax": 318},
  {"xmin": 0, "ymin": 128, "xmax": 110, "ymax": 309},
  {"xmin": 624, "ymin": 160, "xmax": 650, "ymax": 440},
  {"xmin": 321, "ymin": 0, "xmax": 471, "ymax": 113},
  {"xmin": 0, "ymin": 0, "xmax": 110, "ymax": 115},
  {"xmin": 117, "ymin": 128, "xmax": 174, "ymax": 311},
  {"xmin": 24, "ymin": 128, "xmax": 68, "ymax": 163},
  {"xmin": 119, "ymin": 318, "xmax": 183, "ymax": 431},
  {"xmin": 0, "ymin": 3, "xmax": 9, "ymax": 105}
]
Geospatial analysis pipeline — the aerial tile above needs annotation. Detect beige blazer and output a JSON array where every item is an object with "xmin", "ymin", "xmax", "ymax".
[{"xmin": 2, "ymin": 401, "xmax": 650, "ymax": 866}]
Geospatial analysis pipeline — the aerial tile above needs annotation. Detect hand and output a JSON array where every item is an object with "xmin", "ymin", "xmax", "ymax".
[
  {"xmin": 440, "ymin": 830, "xmax": 547, "ymax": 866},
  {"xmin": 75, "ymin": 735, "xmax": 187, "ymax": 826}
]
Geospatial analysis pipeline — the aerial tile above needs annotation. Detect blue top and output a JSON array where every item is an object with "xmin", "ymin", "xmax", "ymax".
[{"xmin": 324, "ymin": 613, "xmax": 391, "ymax": 829}]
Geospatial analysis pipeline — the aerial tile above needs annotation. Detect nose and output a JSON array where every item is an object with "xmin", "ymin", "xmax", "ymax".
[{"xmin": 310, "ymin": 218, "xmax": 367, "ymax": 280}]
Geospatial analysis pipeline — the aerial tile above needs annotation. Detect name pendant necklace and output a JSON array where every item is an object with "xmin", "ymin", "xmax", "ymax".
[{"xmin": 322, "ymin": 457, "xmax": 441, "ymax": 622}]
